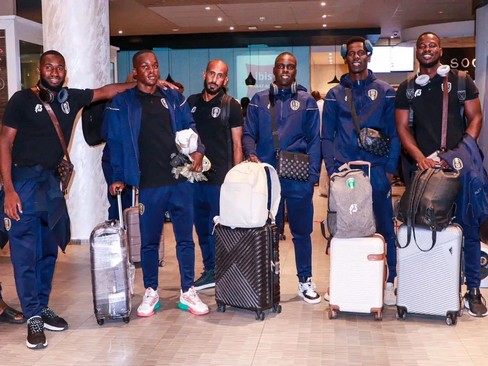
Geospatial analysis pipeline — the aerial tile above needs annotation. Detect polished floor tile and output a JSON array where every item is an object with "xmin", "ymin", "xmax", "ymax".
[{"xmin": 1, "ymin": 186, "xmax": 487, "ymax": 365}]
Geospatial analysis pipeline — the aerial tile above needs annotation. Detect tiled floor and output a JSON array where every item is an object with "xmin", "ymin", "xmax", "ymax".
[{"xmin": 1, "ymin": 187, "xmax": 487, "ymax": 366}]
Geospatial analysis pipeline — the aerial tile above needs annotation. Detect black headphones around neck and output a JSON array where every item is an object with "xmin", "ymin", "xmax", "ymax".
[{"xmin": 37, "ymin": 83, "xmax": 69, "ymax": 104}]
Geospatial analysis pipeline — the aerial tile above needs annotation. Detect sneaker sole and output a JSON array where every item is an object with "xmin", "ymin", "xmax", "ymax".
[
  {"xmin": 43, "ymin": 323, "xmax": 69, "ymax": 332},
  {"xmin": 26, "ymin": 339, "xmax": 48, "ymax": 349},
  {"xmin": 464, "ymin": 299, "xmax": 488, "ymax": 317},
  {"xmin": 177, "ymin": 301, "xmax": 209, "ymax": 315},
  {"xmin": 298, "ymin": 291, "xmax": 322, "ymax": 304},
  {"xmin": 194, "ymin": 283, "xmax": 216, "ymax": 291},
  {"xmin": 137, "ymin": 301, "xmax": 161, "ymax": 317}
]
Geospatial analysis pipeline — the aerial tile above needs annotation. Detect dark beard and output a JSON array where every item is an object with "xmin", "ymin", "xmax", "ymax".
[
  {"xmin": 39, "ymin": 77, "xmax": 64, "ymax": 92},
  {"xmin": 203, "ymin": 81, "xmax": 220, "ymax": 95},
  {"xmin": 418, "ymin": 55, "xmax": 440, "ymax": 69}
]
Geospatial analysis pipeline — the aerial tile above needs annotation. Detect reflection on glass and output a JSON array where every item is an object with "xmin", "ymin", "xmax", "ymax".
[{"xmin": 20, "ymin": 40, "xmax": 43, "ymax": 90}]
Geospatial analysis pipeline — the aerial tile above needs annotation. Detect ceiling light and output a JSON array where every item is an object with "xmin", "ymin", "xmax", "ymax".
[
  {"xmin": 322, "ymin": 15, "xmax": 327, "ymax": 18},
  {"xmin": 321, "ymin": 2, "xmax": 326, "ymax": 6},
  {"xmin": 322, "ymin": 24, "xmax": 327, "ymax": 27},
  {"xmin": 205, "ymin": 6, "xmax": 211, "ymax": 10},
  {"xmin": 274, "ymin": 25, "xmax": 282, "ymax": 29},
  {"xmin": 248, "ymin": 26, "xmax": 258, "ymax": 30},
  {"xmin": 229, "ymin": 26, "xmax": 234, "ymax": 30},
  {"xmin": 172, "ymin": 28, "xmax": 179, "ymax": 32},
  {"xmin": 118, "ymin": 30, "xmax": 123, "ymax": 34},
  {"xmin": 259, "ymin": 17, "xmax": 266, "ymax": 22},
  {"xmin": 217, "ymin": 17, "xmax": 222, "ymax": 22},
  {"xmin": 328, "ymin": 44, "xmax": 340, "ymax": 84}
]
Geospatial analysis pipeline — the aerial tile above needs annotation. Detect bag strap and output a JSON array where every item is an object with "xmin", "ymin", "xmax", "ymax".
[
  {"xmin": 260, "ymin": 162, "xmax": 281, "ymax": 222},
  {"xmin": 220, "ymin": 94, "xmax": 233, "ymax": 171},
  {"xmin": 31, "ymin": 87, "xmax": 71, "ymax": 164},
  {"xmin": 270, "ymin": 102, "xmax": 280, "ymax": 156},
  {"xmin": 345, "ymin": 88, "xmax": 361, "ymax": 134},
  {"xmin": 440, "ymin": 77, "xmax": 449, "ymax": 151}
]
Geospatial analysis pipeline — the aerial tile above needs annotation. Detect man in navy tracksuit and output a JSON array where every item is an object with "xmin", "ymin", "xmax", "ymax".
[
  {"xmin": 321, "ymin": 37, "xmax": 400, "ymax": 305},
  {"xmin": 106, "ymin": 50, "xmax": 209, "ymax": 317},
  {"xmin": 243, "ymin": 52, "xmax": 322, "ymax": 304}
]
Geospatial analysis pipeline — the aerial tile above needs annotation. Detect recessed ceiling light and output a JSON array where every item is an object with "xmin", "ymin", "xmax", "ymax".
[
  {"xmin": 259, "ymin": 16, "xmax": 266, "ymax": 22},
  {"xmin": 217, "ymin": 17, "xmax": 223, "ymax": 22},
  {"xmin": 322, "ymin": 24, "xmax": 327, "ymax": 27},
  {"xmin": 322, "ymin": 14, "xmax": 327, "ymax": 18},
  {"xmin": 230, "ymin": 26, "xmax": 234, "ymax": 30},
  {"xmin": 328, "ymin": 52, "xmax": 332, "ymax": 56},
  {"xmin": 438, "ymin": 10, "xmax": 443, "ymax": 14},
  {"xmin": 321, "ymin": 2, "xmax": 326, "ymax": 6},
  {"xmin": 205, "ymin": 6, "xmax": 211, "ymax": 10},
  {"xmin": 118, "ymin": 30, "xmax": 123, "ymax": 34},
  {"xmin": 172, "ymin": 28, "xmax": 179, "ymax": 32},
  {"xmin": 274, "ymin": 25, "xmax": 282, "ymax": 29},
  {"xmin": 248, "ymin": 26, "xmax": 258, "ymax": 30}
]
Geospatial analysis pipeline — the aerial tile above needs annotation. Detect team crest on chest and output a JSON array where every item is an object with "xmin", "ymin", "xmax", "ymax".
[
  {"xmin": 452, "ymin": 157, "xmax": 463, "ymax": 171},
  {"xmin": 35, "ymin": 104, "xmax": 43, "ymax": 113},
  {"xmin": 191, "ymin": 106, "xmax": 197, "ymax": 113},
  {"xmin": 61, "ymin": 101, "xmax": 70, "ymax": 114},
  {"xmin": 3, "ymin": 218, "xmax": 11, "ymax": 231},
  {"xmin": 212, "ymin": 107, "xmax": 221, "ymax": 118},
  {"xmin": 368, "ymin": 89, "xmax": 378, "ymax": 101},
  {"xmin": 441, "ymin": 82, "xmax": 452, "ymax": 93},
  {"xmin": 160, "ymin": 98, "xmax": 168, "ymax": 109},
  {"xmin": 290, "ymin": 100, "xmax": 300, "ymax": 110}
]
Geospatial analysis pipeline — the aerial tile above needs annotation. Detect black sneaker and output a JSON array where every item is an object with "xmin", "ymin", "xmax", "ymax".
[
  {"xmin": 194, "ymin": 269, "xmax": 215, "ymax": 291},
  {"xmin": 26, "ymin": 316, "xmax": 47, "ymax": 349},
  {"xmin": 464, "ymin": 288, "xmax": 488, "ymax": 317},
  {"xmin": 41, "ymin": 307, "xmax": 69, "ymax": 331}
]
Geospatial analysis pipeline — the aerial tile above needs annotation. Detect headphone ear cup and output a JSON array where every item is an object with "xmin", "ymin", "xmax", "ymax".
[
  {"xmin": 291, "ymin": 82, "xmax": 297, "ymax": 95},
  {"xmin": 269, "ymin": 83, "xmax": 278, "ymax": 96},
  {"xmin": 57, "ymin": 88, "xmax": 69, "ymax": 104},
  {"xmin": 364, "ymin": 40, "xmax": 373, "ymax": 55},
  {"xmin": 340, "ymin": 44, "xmax": 347, "ymax": 59},
  {"xmin": 38, "ymin": 88, "xmax": 54, "ymax": 103}
]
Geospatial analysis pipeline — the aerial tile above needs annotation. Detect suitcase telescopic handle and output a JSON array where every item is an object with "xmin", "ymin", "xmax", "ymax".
[{"xmin": 116, "ymin": 189, "xmax": 124, "ymax": 228}]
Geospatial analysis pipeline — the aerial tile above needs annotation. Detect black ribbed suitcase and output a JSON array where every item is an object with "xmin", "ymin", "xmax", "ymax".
[{"xmin": 214, "ymin": 223, "xmax": 281, "ymax": 320}]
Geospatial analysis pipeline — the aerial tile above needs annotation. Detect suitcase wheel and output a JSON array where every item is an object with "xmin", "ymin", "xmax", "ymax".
[
  {"xmin": 97, "ymin": 318, "xmax": 104, "ymax": 326},
  {"xmin": 217, "ymin": 303, "xmax": 226, "ymax": 313},
  {"xmin": 328, "ymin": 309, "xmax": 338, "ymax": 320},
  {"xmin": 255, "ymin": 311, "xmax": 265, "ymax": 321},
  {"xmin": 446, "ymin": 312, "xmax": 458, "ymax": 326},
  {"xmin": 123, "ymin": 317, "xmax": 130, "ymax": 324},
  {"xmin": 396, "ymin": 306, "xmax": 407, "ymax": 320},
  {"xmin": 272, "ymin": 304, "xmax": 282, "ymax": 314}
]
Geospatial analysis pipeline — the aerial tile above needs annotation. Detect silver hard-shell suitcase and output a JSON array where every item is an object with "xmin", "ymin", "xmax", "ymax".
[{"xmin": 396, "ymin": 224, "xmax": 463, "ymax": 325}]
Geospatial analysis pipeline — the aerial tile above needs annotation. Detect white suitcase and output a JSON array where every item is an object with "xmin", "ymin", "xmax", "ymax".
[
  {"xmin": 396, "ymin": 224, "xmax": 463, "ymax": 325},
  {"xmin": 328, "ymin": 234, "xmax": 385, "ymax": 320}
]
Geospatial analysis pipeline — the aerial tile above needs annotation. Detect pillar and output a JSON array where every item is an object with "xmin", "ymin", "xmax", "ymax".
[{"xmin": 41, "ymin": 0, "xmax": 110, "ymax": 242}]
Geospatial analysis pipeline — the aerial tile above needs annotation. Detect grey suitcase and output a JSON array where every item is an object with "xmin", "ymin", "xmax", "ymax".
[
  {"xmin": 124, "ymin": 188, "xmax": 165, "ymax": 266},
  {"xmin": 396, "ymin": 224, "xmax": 463, "ymax": 325},
  {"xmin": 90, "ymin": 194, "xmax": 131, "ymax": 325}
]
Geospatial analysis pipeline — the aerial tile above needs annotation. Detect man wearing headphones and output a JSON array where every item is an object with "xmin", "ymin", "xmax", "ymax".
[
  {"xmin": 0, "ymin": 50, "xmax": 138, "ymax": 349},
  {"xmin": 321, "ymin": 37, "xmax": 400, "ymax": 305},
  {"xmin": 396, "ymin": 32, "xmax": 486, "ymax": 317},
  {"xmin": 243, "ymin": 52, "xmax": 322, "ymax": 304}
]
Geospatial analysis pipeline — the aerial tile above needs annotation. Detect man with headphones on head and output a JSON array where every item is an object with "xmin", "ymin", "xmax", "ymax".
[
  {"xmin": 321, "ymin": 37, "xmax": 400, "ymax": 305},
  {"xmin": 395, "ymin": 32, "xmax": 487, "ymax": 317},
  {"xmin": 0, "ymin": 50, "xmax": 141, "ymax": 349},
  {"xmin": 243, "ymin": 52, "xmax": 322, "ymax": 304}
]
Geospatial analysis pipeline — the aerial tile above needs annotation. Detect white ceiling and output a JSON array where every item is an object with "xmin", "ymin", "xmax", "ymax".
[{"xmin": 108, "ymin": 0, "xmax": 475, "ymax": 40}]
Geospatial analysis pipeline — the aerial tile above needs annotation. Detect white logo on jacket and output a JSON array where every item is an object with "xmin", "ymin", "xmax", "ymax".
[
  {"xmin": 35, "ymin": 104, "xmax": 43, "ymax": 113},
  {"xmin": 191, "ymin": 106, "xmax": 197, "ymax": 113},
  {"xmin": 61, "ymin": 101, "xmax": 70, "ymax": 114},
  {"xmin": 414, "ymin": 89, "xmax": 422, "ymax": 97},
  {"xmin": 211, "ymin": 107, "xmax": 221, "ymax": 118},
  {"xmin": 290, "ymin": 100, "xmax": 300, "ymax": 110},
  {"xmin": 160, "ymin": 98, "xmax": 168, "ymax": 109},
  {"xmin": 368, "ymin": 89, "xmax": 378, "ymax": 101},
  {"xmin": 441, "ymin": 82, "xmax": 452, "ymax": 93}
]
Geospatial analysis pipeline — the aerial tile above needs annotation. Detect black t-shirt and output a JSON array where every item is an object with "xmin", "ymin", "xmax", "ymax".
[
  {"xmin": 395, "ymin": 70, "xmax": 478, "ymax": 156},
  {"xmin": 137, "ymin": 88, "xmax": 183, "ymax": 189},
  {"xmin": 2, "ymin": 88, "xmax": 94, "ymax": 169},
  {"xmin": 187, "ymin": 91, "xmax": 242, "ymax": 185}
]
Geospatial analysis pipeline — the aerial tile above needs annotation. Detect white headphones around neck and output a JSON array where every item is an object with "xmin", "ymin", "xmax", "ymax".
[{"xmin": 415, "ymin": 65, "xmax": 450, "ymax": 86}]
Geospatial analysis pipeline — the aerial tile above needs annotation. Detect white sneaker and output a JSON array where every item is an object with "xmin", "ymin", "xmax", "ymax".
[
  {"xmin": 178, "ymin": 286, "xmax": 209, "ymax": 315},
  {"xmin": 324, "ymin": 289, "xmax": 330, "ymax": 302},
  {"xmin": 298, "ymin": 278, "xmax": 322, "ymax": 304},
  {"xmin": 137, "ymin": 287, "xmax": 160, "ymax": 317},
  {"xmin": 384, "ymin": 282, "xmax": 396, "ymax": 306}
]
